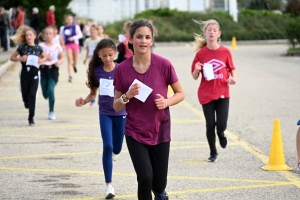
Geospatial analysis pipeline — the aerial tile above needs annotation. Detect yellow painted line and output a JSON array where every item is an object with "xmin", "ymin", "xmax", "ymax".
[
  {"xmin": 66, "ymin": 182, "xmax": 294, "ymax": 200},
  {"xmin": 181, "ymin": 100, "xmax": 300, "ymax": 189},
  {"xmin": 0, "ymin": 166, "xmax": 287, "ymax": 184},
  {"xmin": 0, "ymin": 134, "xmax": 102, "ymax": 140},
  {"xmin": 0, "ymin": 152, "xmax": 102, "ymax": 160}
]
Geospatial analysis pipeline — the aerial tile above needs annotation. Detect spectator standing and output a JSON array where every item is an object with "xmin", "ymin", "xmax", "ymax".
[
  {"xmin": 15, "ymin": 6, "xmax": 25, "ymax": 29},
  {"xmin": 10, "ymin": 7, "xmax": 17, "ymax": 35},
  {"xmin": 46, "ymin": 5, "xmax": 56, "ymax": 26},
  {"xmin": 76, "ymin": 18, "xmax": 84, "ymax": 52},
  {"xmin": 0, "ymin": 6, "xmax": 10, "ymax": 51},
  {"xmin": 30, "ymin": 7, "xmax": 40, "ymax": 44}
]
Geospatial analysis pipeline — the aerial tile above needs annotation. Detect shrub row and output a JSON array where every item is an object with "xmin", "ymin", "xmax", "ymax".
[{"xmin": 104, "ymin": 8, "xmax": 300, "ymax": 44}]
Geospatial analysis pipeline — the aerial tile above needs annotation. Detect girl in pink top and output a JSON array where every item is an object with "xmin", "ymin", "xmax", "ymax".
[
  {"xmin": 39, "ymin": 26, "xmax": 64, "ymax": 120},
  {"xmin": 113, "ymin": 19, "xmax": 185, "ymax": 200},
  {"xmin": 191, "ymin": 19, "xmax": 237, "ymax": 162}
]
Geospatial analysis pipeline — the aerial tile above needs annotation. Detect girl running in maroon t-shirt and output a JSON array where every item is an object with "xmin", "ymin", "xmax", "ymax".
[
  {"xmin": 191, "ymin": 19, "xmax": 237, "ymax": 162},
  {"xmin": 113, "ymin": 19, "xmax": 185, "ymax": 200}
]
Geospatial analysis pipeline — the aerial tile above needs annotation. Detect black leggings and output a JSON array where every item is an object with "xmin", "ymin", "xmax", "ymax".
[
  {"xmin": 202, "ymin": 98, "xmax": 229, "ymax": 155},
  {"xmin": 125, "ymin": 136, "xmax": 170, "ymax": 200}
]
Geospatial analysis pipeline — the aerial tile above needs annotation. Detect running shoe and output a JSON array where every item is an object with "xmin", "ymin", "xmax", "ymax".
[
  {"xmin": 48, "ymin": 112, "xmax": 56, "ymax": 120},
  {"xmin": 28, "ymin": 118, "xmax": 35, "ymax": 126},
  {"xmin": 105, "ymin": 184, "xmax": 115, "ymax": 199},
  {"xmin": 73, "ymin": 65, "xmax": 77, "ymax": 73},
  {"xmin": 154, "ymin": 191, "xmax": 169, "ymax": 200},
  {"xmin": 68, "ymin": 76, "xmax": 72, "ymax": 82},
  {"xmin": 218, "ymin": 133, "xmax": 228, "ymax": 148},
  {"xmin": 112, "ymin": 153, "xmax": 118, "ymax": 161},
  {"xmin": 207, "ymin": 153, "xmax": 218, "ymax": 162}
]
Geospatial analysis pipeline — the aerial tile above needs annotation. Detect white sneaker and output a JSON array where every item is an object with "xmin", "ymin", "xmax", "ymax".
[
  {"xmin": 112, "ymin": 153, "xmax": 118, "ymax": 161},
  {"xmin": 105, "ymin": 184, "xmax": 115, "ymax": 199},
  {"xmin": 48, "ymin": 112, "xmax": 56, "ymax": 120}
]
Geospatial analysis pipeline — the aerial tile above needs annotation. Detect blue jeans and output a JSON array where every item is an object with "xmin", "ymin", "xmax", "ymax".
[
  {"xmin": 0, "ymin": 28, "xmax": 8, "ymax": 50},
  {"xmin": 99, "ymin": 114, "xmax": 126, "ymax": 183}
]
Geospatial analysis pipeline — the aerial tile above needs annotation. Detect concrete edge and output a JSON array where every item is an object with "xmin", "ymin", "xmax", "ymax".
[
  {"xmin": 0, "ymin": 60, "xmax": 16, "ymax": 78},
  {"xmin": 155, "ymin": 39, "xmax": 289, "ymax": 46}
]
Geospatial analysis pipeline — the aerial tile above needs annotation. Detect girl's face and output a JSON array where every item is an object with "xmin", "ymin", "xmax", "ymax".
[
  {"xmin": 129, "ymin": 26, "xmax": 153, "ymax": 54},
  {"xmin": 97, "ymin": 47, "xmax": 116, "ymax": 66},
  {"xmin": 25, "ymin": 30, "xmax": 36, "ymax": 44},
  {"xmin": 98, "ymin": 26, "xmax": 103, "ymax": 34},
  {"xmin": 66, "ymin": 16, "xmax": 73, "ymax": 25},
  {"xmin": 91, "ymin": 27, "xmax": 98, "ymax": 37},
  {"xmin": 204, "ymin": 24, "xmax": 221, "ymax": 42},
  {"xmin": 44, "ymin": 28, "xmax": 54, "ymax": 41}
]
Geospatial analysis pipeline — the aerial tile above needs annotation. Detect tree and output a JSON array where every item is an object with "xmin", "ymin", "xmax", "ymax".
[
  {"xmin": 238, "ymin": 0, "xmax": 283, "ymax": 10},
  {"xmin": 1, "ymin": 0, "xmax": 72, "ymax": 29}
]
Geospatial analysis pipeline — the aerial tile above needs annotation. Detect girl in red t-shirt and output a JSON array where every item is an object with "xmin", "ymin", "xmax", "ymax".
[{"xmin": 191, "ymin": 19, "xmax": 237, "ymax": 162}]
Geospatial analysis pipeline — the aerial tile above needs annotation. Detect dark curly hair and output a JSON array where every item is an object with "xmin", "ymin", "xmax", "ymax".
[
  {"xmin": 86, "ymin": 38, "xmax": 117, "ymax": 89},
  {"xmin": 128, "ymin": 19, "xmax": 154, "ymax": 53}
]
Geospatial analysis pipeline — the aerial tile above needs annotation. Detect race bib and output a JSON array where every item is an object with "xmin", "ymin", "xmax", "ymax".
[
  {"xmin": 88, "ymin": 44, "xmax": 96, "ymax": 56},
  {"xmin": 64, "ymin": 29, "xmax": 71, "ymax": 36},
  {"xmin": 26, "ymin": 55, "xmax": 39, "ymax": 68},
  {"xmin": 99, "ymin": 78, "xmax": 114, "ymax": 97}
]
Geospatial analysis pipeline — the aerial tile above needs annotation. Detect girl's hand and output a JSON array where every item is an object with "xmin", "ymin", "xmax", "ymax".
[
  {"xmin": 227, "ymin": 77, "xmax": 236, "ymax": 85},
  {"xmin": 19, "ymin": 55, "xmax": 27, "ymax": 62},
  {"xmin": 75, "ymin": 97, "xmax": 85, "ymax": 107},
  {"xmin": 83, "ymin": 58, "xmax": 87, "ymax": 65},
  {"xmin": 194, "ymin": 62, "xmax": 203, "ymax": 73},
  {"xmin": 68, "ymin": 37, "xmax": 74, "ymax": 41},
  {"xmin": 126, "ymin": 83, "xmax": 140, "ymax": 99},
  {"xmin": 54, "ymin": 62, "xmax": 61, "ymax": 67},
  {"xmin": 47, "ymin": 55, "xmax": 53, "ymax": 61},
  {"xmin": 154, "ymin": 94, "xmax": 167, "ymax": 110}
]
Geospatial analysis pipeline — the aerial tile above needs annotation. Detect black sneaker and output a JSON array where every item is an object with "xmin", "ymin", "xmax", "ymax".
[
  {"xmin": 218, "ymin": 133, "xmax": 228, "ymax": 149},
  {"xmin": 154, "ymin": 191, "xmax": 168, "ymax": 200},
  {"xmin": 207, "ymin": 153, "xmax": 218, "ymax": 162},
  {"xmin": 73, "ymin": 65, "xmax": 77, "ymax": 73},
  {"xmin": 28, "ymin": 118, "xmax": 35, "ymax": 126}
]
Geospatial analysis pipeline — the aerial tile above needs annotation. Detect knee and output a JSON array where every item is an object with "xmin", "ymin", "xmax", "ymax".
[
  {"xmin": 137, "ymin": 173, "xmax": 153, "ymax": 186},
  {"xmin": 103, "ymin": 143, "xmax": 113, "ymax": 154},
  {"xmin": 206, "ymin": 122, "xmax": 215, "ymax": 132}
]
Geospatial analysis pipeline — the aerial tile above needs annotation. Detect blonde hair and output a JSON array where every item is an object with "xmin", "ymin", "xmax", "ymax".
[
  {"xmin": 193, "ymin": 19, "xmax": 221, "ymax": 51},
  {"xmin": 91, "ymin": 24, "xmax": 99, "ymax": 31},
  {"xmin": 38, "ymin": 26, "xmax": 55, "ymax": 42},
  {"xmin": 123, "ymin": 21, "xmax": 133, "ymax": 33},
  {"xmin": 11, "ymin": 25, "xmax": 36, "ymax": 44}
]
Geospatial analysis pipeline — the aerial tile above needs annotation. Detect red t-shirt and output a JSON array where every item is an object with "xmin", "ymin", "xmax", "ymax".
[
  {"xmin": 191, "ymin": 45, "xmax": 235, "ymax": 105},
  {"xmin": 114, "ymin": 53, "xmax": 179, "ymax": 145}
]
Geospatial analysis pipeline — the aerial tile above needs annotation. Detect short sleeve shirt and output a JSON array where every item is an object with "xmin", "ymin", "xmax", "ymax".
[
  {"xmin": 17, "ymin": 44, "xmax": 43, "ymax": 68},
  {"xmin": 191, "ymin": 45, "xmax": 236, "ymax": 105},
  {"xmin": 84, "ymin": 37, "xmax": 102, "ymax": 57},
  {"xmin": 39, "ymin": 42, "xmax": 63, "ymax": 66},
  {"xmin": 114, "ymin": 53, "xmax": 179, "ymax": 145}
]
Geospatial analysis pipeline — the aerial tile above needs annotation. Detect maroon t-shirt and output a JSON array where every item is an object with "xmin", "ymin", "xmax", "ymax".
[{"xmin": 114, "ymin": 53, "xmax": 179, "ymax": 145}]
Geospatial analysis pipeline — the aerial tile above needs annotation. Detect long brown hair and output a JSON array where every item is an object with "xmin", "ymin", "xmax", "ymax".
[{"xmin": 86, "ymin": 38, "xmax": 117, "ymax": 89}]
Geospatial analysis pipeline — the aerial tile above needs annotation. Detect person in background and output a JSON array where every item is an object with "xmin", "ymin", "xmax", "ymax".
[
  {"xmin": 46, "ymin": 5, "xmax": 56, "ymax": 26},
  {"xmin": 51, "ymin": 25, "xmax": 64, "ymax": 49},
  {"xmin": 10, "ymin": 7, "xmax": 17, "ymax": 35},
  {"xmin": 30, "ymin": 7, "xmax": 40, "ymax": 44},
  {"xmin": 83, "ymin": 19, "xmax": 92, "ymax": 39},
  {"xmin": 76, "ymin": 17, "xmax": 84, "ymax": 52},
  {"xmin": 15, "ymin": 6, "xmax": 25, "ymax": 29},
  {"xmin": 59, "ymin": 15, "xmax": 83, "ymax": 82},
  {"xmin": 98, "ymin": 24, "xmax": 109, "ymax": 39},
  {"xmin": 0, "ymin": 6, "xmax": 10, "ymax": 52},
  {"xmin": 10, "ymin": 25, "xmax": 47, "ymax": 126},
  {"xmin": 191, "ymin": 19, "xmax": 237, "ymax": 163},
  {"xmin": 296, "ymin": 120, "xmax": 300, "ymax": 172},
  {"xmin": 115, "ymin": 21, "xmax": 133, "ymax": 63},
  {"xmin": 38, "ymin": 26, "xmax": 64, "ymax": 120}
]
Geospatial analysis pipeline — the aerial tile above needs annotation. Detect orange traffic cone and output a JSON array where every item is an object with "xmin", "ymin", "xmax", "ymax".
[{"xmin": 262, "ymin": 119, "xmax": 292, "ymax": 171}]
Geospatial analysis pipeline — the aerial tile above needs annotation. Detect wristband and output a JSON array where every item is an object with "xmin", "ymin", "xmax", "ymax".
[
  {"xmin": 120, "ymin": 95, "xmax": 129, "ymax": 104},
  {"xmin": 83, "ymin": 100, "xmax": 87, "ymax": 105}
]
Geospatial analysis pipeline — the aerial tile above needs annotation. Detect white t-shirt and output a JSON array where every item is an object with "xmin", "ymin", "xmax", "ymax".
[
  {"xmin": 39, "ymin": 42, "xmax": 63, "ymax": 66},
  {"xmin": 52, "ymin": 35, "xmax": 60, "ymax": 45},
  {"xmin": 84, "ymin": 37, "xmax": 102, "ymax": 57}
]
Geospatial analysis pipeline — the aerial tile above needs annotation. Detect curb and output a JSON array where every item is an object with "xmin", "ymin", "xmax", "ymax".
[
  {"xmin": 0, "ymin": 60, "xmax": 16, "ymax": 78},
  {"xmin": 155, "ymin": 39, "xmax": 289, "ymax": 46}
]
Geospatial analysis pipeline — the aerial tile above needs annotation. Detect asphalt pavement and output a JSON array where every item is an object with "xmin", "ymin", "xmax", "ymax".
[{"xmin": 0, "ymin": 43, "xmax": 300, "ymax": 200}]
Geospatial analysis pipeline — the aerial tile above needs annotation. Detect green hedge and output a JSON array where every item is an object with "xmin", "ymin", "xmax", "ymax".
[{"xmin": 104, "ymin": 8, "xmax": 299, "ymax": 43}]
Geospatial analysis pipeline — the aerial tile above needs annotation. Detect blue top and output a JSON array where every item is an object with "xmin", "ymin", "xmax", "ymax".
[{"xmin": 94, "ymin": 63, "xmax": 127, "ymax": 116}]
